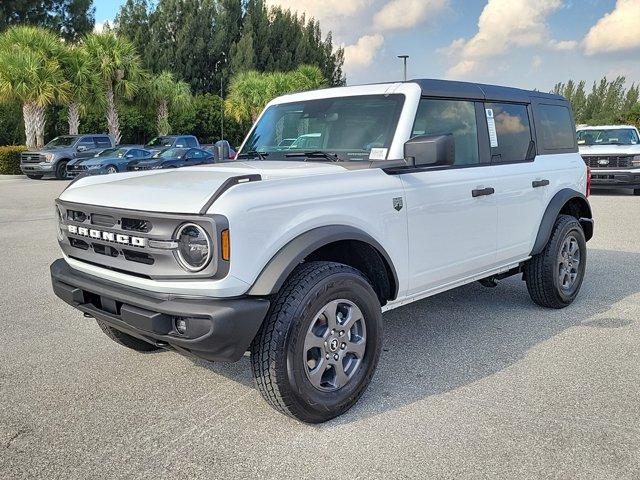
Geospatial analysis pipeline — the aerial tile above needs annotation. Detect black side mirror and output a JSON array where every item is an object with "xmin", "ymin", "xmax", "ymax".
[{"xmin": 404, "ymin": 134, "xmax": 455, "ymax": 167}]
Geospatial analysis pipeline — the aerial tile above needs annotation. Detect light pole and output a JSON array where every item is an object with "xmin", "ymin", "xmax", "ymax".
[
  {"xmin": 215, "ymin": 52, "xmax": 227, "ymax": 140},
  {"xmin": 397, "ymin": 55, "xmax": 409, "ymax": 81}
]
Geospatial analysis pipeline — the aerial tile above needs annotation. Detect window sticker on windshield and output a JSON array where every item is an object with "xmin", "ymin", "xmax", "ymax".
[
  {"xmin": 369, "ymin": 148, "xmax": 388, "ymax": 160},
  {"xmin": 486, "ymin": 108, "xmax": 498, "ymax": 147}
]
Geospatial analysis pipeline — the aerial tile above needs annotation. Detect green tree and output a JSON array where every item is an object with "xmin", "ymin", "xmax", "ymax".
[
  {"xmin": 0, "ymin": 26, "xmax": 69, "ymax": 148},
  {"xmin": 83, "ymin": 32, "xmax": 146, "ymax": 144},
  {"xmin": 59, "ymin": 44, "xmax": 100, "ymax": 135},
  {"xmin": 0, "ymin": 0, "xmax": 95, "ymax": 41},
  {"xmin": 146, "ymin": 71, "xmax": 192, "ymax": 136},
  {"xmin": 225, "ymin": 65, "xmax": 326, "ymax": 123}
]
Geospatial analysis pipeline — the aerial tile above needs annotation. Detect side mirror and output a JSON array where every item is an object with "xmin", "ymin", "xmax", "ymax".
[
  {"xmin": 215, "ymin": 140, "xmax": 231, "ymax": 161},
  {"xmin": 404, "ymin": 134, "xmax": 455, "ymax": 167},
  {"xmin": 77, "ymin": 145, "xmax": 88, "ymax": 152}
]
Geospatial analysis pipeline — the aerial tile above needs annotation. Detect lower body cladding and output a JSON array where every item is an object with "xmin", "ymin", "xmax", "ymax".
[
  {"xmin": 50, "ymin": 259, "xmax": 270, "ymax": 362},
  {"xmin": 590, "ymin": 169, "xmax": 640, "ymax": 191}
]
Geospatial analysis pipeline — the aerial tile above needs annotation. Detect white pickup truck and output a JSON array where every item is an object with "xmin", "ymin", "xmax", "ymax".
[
  {"xmin": 51, "ymin": 79, "xmax": 593, "ymax": 422},
  {"xmin": 577, "ymin": 125, "xmax": 640, "ymax": 195}
]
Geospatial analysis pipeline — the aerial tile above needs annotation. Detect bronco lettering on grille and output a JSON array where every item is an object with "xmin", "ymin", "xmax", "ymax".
[{"xmin": 67, "ymin": 224, "xmax": 146, "ymax": 247}]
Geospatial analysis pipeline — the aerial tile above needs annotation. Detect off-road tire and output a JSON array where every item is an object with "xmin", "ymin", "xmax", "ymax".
[
  {"xmin": 524, "ymin": 214, "xmax": 586, "ymax": 309},
  {"xmin": 55, "ymin": 160, "xmax": 69, "ymax": 180},
  {"xmin": 26, "ymin": 174, "xmax": 43, "ymax": 180},
  {"xmin": 250, "ymin": 261, "xmax": 382, "ymax": 423},
  {"xmin": 96, "ymin": 319, "xmax": 160, "ymax": 352}
]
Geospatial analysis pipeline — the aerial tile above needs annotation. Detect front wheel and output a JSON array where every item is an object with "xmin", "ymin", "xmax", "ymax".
[
  {"xmin": 105, "ymin": 165, "xmax": 118, "ymax": 174},
  {"xmin": 524, "ymin": 214, "xmax": 587, "ymax": 308},
  {"xmin": 55, "ymin": 160, "xmax": 69, "ymax": 180},
  {"xmin": 250, "ymin": 261, "xmax": 382, "ymax": 423}
]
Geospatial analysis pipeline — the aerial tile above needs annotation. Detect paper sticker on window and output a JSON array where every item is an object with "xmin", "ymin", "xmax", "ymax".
[
  {"xmin": 486, "ymin": 108, "xmax": 498, "ymax": 147},
  {"xmin": 369, "ymin": 148, "xmax": 388, "ymax": 160}
]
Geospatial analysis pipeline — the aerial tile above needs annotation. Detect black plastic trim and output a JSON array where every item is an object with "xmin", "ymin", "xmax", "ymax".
[
  {"xmin": 50, "ymin": 259, "xmax": 270, "ymax": 362},
  {"xmin": 531, "ymin": 189, "xmax": 593, "ymax": 255},
  {"xmin": 199, "ymin": 174, "xmax": 261, "ymax": 214},
  {"xmin": 247, "ymin": 225, "xmax": 399, "ymax": 299}
]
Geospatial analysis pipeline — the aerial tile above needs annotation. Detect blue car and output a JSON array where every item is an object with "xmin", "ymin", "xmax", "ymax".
[
  {"xmin": 127, "ymin": 147, "xmax": 214, "ymax": 171},
  {"xmin": 67, "ymin": 146, "xmax": 153, "ymax": 176}
]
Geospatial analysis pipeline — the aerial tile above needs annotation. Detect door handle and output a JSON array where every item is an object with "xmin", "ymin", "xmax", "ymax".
[
  {"xmin": 472, "ymin": 187, "xmax": 495, "ymax": 197},
  {"xmin": 532, "ymin": 179, "xmax": 550, "ymax": 188}
]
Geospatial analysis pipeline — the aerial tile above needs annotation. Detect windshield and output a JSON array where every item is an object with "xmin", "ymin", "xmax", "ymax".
[
  {"xmin": 159, "ymin": 148, "xmax": 187, "ymax": 159},
  {"xmin": 146, "ymin": 136, "xmax": 174, "ymax": 147},
  {"xmin": 240, "ymin": 94, "xmax": 405, "ymax": 161},
  {"xmin": 577, "ymin": 128, "xmax": 639, "ymax": 146},
  {"xmin": 45, "ymin": 136, "xmax": 76, "ymax": 148},
  {"xmin": 95, "ymin": 148, "xmax": 128, "ymax": 158}
]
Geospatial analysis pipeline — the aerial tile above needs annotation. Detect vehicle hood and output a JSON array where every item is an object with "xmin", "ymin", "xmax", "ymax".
[
  {"xmin": 579, "ymin": 144, "xmax": 640, "ymax": 155},
  {"xmin": 59, "ymin": 161, "xmax": 349, "ymax": 213},
  {"xmin": 74, "ymin": 156, "xmax": 124, "ymax": 166}
]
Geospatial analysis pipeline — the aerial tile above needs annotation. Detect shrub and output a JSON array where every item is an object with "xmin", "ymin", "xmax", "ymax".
[{"xmin": 0, "ymin": 145, "xmax": 27, "ymax": 175}]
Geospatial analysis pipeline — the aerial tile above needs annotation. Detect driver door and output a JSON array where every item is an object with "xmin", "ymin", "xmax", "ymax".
[{"xmin": 401, "ymin": 98, "xmax": 498, "ymax": 297}]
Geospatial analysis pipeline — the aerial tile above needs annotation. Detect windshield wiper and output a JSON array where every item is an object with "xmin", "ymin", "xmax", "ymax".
[
  {"xmin": 284, "ymin": 151, "xmax": 340, "ymax": 162},
  {"xmin": 237, "ymin": 151, "xmax": 268, "ymax": 160}
]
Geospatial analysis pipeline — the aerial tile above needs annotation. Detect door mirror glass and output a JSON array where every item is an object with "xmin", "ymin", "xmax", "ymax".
[{"xmin": 404, "ymin": 134, "xmax": 455, "ymax": 167}]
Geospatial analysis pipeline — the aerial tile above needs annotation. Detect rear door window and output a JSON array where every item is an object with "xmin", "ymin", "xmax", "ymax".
[
  {"xmin": 485, "ymin": 103, "xmax": 533, "ymax": 163},
  {"xmin": 77, "ymin": 136, "xmax": 96, "ymax": 149},
  {"xmin": 537, "ymin": 104, "xmax": 575, "ymax": 150}
]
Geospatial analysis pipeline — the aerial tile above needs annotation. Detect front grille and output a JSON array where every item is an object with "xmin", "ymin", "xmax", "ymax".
[
  {"xmin": 56, "ymin": 200, "xmax": 227, "ymax": 279},
  {"xmin": 21, "ymin": 153, "xmax": 44, "ymax": 163},
  {"xmin": 582, "ymin": 155, "xmax": 633, "ymax": 169}
]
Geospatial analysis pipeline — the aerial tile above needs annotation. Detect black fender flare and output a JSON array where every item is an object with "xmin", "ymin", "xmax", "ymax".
[
  {"xmin": 531, "ymin": 188, "xmax": 593, "ymax": 255},
  {"xmin": 247, "ymin": 225, "xmax": 399, "ymax": 298}
]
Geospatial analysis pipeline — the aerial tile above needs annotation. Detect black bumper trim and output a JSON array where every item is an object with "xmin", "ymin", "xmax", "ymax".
[{"xmin": 50, "ymin": 259, "xmax": 270, "ymax": 362}]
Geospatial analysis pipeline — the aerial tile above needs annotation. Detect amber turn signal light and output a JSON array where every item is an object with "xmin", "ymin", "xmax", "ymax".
[{"xmin": 221, "ymin": 229, "xmax": 230, "ymax": 261}]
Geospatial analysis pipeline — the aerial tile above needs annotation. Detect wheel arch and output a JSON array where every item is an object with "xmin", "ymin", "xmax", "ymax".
[
  {"xmin": 531, "ymin": 188, "xmax": 593, "ymax": 256},
  {"xmin": 247, "ymin": 225, "xmax": 399, "ymax": 304}
]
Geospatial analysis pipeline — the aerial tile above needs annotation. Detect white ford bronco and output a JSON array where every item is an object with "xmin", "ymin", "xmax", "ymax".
[
  {"xmin": 51, "ymin": 79, "xmax": 593, "ymax": 422},
  {"xmin": 576, "ymin": 125, "xmax": 640, "ymax": 195}
]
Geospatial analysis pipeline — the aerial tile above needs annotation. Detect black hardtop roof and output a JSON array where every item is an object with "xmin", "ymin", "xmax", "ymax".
[{"xmin": 408, "ymin": 78, "xmax": 565, "ymax": 103}]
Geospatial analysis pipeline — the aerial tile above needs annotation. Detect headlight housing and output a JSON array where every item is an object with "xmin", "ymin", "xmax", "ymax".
[
  {"xmin": 175, "ymin": 223, "xmax": 212, "ymax": 272},
  {"xmin": 631, "ymin": 155, "xmax": 640, "ymax": 167},
  {"xmin": 44, "ymin": 153, "xmax": 55, "ymax": 162}
]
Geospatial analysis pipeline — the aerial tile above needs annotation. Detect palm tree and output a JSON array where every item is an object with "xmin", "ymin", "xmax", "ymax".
[
  {"xmin": 225, "ymin": 65, "xmax": 326, "ymax": 123},
  {"xmin": 147, "ymin": 72, "xmax": 192, "ymax": 136},
  {"xmin": 83, "ymin": 32, "xmax": 145, "ymax": 144},
  {"xmin": 0, "ymin": 27, "xmax": 69, "ymax": 148},
  {"xmin": 59, "ymin": 45, "xmax": 99, "ymax": 135}
]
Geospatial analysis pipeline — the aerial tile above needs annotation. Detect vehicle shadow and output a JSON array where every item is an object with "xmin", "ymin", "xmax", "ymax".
[{"xmin": 191, "ymin": 248, "xmax": 640, "ymax": 422}]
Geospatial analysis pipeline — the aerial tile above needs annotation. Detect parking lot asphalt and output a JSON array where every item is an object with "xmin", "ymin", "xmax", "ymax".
[{"xmin": 1, "ymin": 175, "xmax": 639, "ymax": 479}]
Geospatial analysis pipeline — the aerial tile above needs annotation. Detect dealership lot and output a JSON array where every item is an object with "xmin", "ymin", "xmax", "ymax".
[{"xmin": 1, "ymin": 175, "xmax": 639, "ymax": 479}]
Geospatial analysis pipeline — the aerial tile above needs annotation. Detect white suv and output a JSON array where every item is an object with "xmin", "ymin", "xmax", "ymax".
[
  {"xmin": 577, "ymin": 125, "xmax": 640, "ymax": 195},
  {"xmin": 50, "ymin": 79, "xmax": 593, "ymax": 422}
]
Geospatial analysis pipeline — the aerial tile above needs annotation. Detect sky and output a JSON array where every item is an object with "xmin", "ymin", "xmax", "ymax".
[{"xmin": 93, "ymin": 0, "xmax": 640, "ymax": 91}]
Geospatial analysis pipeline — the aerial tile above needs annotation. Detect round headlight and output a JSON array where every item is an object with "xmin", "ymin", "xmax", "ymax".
[{"xmin": 175, "ymin": 223, "xmax": 211, "ymax": 272}]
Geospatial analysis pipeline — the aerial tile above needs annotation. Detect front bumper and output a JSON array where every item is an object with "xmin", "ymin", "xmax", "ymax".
[
  {"xmin": 50, "ymin": 259, "xmax": 270, "ymax": 362},
  {"xmin": 20, "ymin": 162, "xmax": 54, "ymax": 174},
  {"xmin": 590, "ymin": 169, "xmax": 640, "ymax": 189}
]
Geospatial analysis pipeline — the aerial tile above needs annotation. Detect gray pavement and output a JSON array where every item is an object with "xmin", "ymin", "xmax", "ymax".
[{"xmin": 1, "ymin": 175, "xmax": 639, "ymax": 479}]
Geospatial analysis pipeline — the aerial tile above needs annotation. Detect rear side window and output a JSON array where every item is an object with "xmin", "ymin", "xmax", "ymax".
[
  {"xmin": 94, "ymin": 136, "xmax": 111, "ymax": 148},
  {"xmin": 485, "ymin": 103, "xmax": 532, "ymax": 163},
  {"xmin": 537, "ymin": 104, "xmax": 575, "ymax": 150},
  {"xmin": 411, "ymin": 98, "xmax": 479, "ymax": 166}
]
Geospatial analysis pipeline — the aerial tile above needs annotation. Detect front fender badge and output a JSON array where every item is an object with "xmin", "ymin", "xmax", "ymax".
[{"xmin": 393, "ymin": 197, "xmax": 403, "ymax": 211}]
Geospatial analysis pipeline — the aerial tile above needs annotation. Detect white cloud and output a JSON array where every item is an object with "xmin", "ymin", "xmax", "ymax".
[
  {"xmin": 343, "ymin": 34, "xmax": 385, "ymax": 71},
  {"xmin": 531, "ymin": 55, "xmax": 543, "ymax": 69},
  {"xmin": 549, "ymin": 39, "xmax": 578, "ymax": 51},
  {"xmin": 444, "ymin": 0, "xmax": 575, "ymax": 78},
  {"xmin": 265, "ymin": 0, "xmax": 371, "ymax": 24},
  {"xmin": 372, "ymin": 0, "xmax": 449, "ymax": 31},
  {"xmin": 583, "ymin": 0, "xmax": 640, "ymax": 55},
  {"xmin": 94, "ymin": 21, "xmax": 110, "ymax": 33}
]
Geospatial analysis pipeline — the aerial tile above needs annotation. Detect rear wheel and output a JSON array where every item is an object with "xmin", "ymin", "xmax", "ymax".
[
  {"xmin": 250, "ymin": 261, "xmax": 382, "ymax": 423},
  {"xmin": 96, "ymin": 319, "xmax": 160, "ymax": 352},
  {"xmin": 55, "ymin": 160, "xmax": 69, "ymax": 180},
  {"xmin": 26, "ymin": 174, "xmax": 43, "ymax": 180},
  {"xmin": 524, "ymin": 214, "xmax": 587, "ymax": 309}
]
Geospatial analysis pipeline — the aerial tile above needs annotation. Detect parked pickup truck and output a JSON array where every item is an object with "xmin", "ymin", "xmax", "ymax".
[
  {"xmin": 577, "ymin": 125, "xmax": 640, "ymax": 195},
  {"xmin": 50, "ymin": 79, "xmax": 593, "ymax": 422},
  {"xmin": 21, "ymin": 134, "xmax": 114, "ymax": 179}
]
